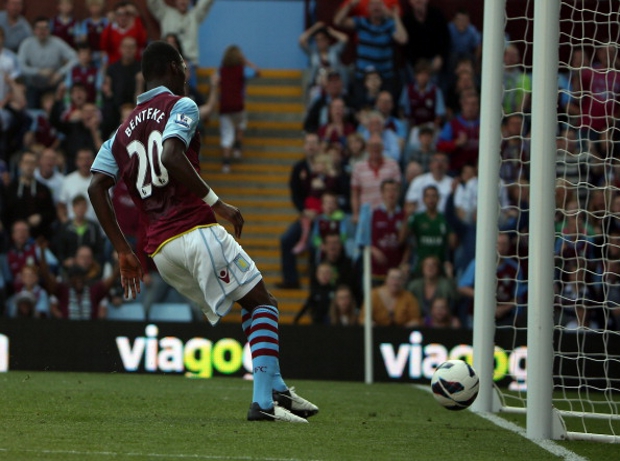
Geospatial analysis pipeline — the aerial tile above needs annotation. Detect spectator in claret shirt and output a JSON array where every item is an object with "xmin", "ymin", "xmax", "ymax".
[
  {"xmin": 65, "ymin": 42, "xmax": 102, "ymax": 105},
  {"xmin": 76, "ymin": 0, "xmax": 109, "ymax": 68},
  {"xmin": 50, "ymin": 0, "xmax": 79, "ymax": 49},
  {"xmin": 217, "ymin": 44, "xmax": 260, "ymax": 173},
  {"xmin": 436, "ymin": 91, "xmax": 480, "ymax": 174}
]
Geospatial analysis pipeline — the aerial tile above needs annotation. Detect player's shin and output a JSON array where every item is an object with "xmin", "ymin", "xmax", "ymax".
[{"xmin": 248, "ymin": 305, "xmax": 284, "ymax": 409}]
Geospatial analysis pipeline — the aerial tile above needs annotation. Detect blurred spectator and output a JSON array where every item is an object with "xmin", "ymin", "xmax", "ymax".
[
  {"xmin": 304, "ymin": 70, "xmax": 353, "ymax": 133},
  {"xmin": 298, "ymin": 21, "xmax": 348, "ymax": 103},
  {"xmin": 101, "ymin": 36, "xmax": 141, "ymax": 136},
  {"xmin": 359, "ymin": 267, "xmax": 421, "ymax": 327},
  {"xmin": 402, "ymin": 0, "xmax": 450, "ymax": 79},
  {"xmin": 554, "ymin": 199, "xmax": 596, "ymax": 269},
  {"xmin": 338, "ymin": 0, "xmax": 400, "ymax": 18},
  {"xmin": 447, "ymin": 9, "xmax": 481, "ymax": 75},
  {"xmin": 424, "ymin": 296, "xmax": 461, "ymax": 329},
  {"xmin": 217, "ymin": 45, "xmax": 259, "ymax": 173},
  {"xmin": 0, "ymin": 26, "xmax": 21, "ymax": 105},
  {"xmin": 17, "ymin": 16, "xmax": 78, "ymax": 109},
  {"xmin": 313, "ymin": 232, "xmax": 355, "ymax": 293},
  {"xmin": 357, "ymin": 110, "xmax": 401, "ymax": 162},
  {"xmin": 57, "ymin": 148, "xmax": 96, "ymax": 224},
  {"xmin": 73, "ymin": 244, "xmax": 104, "ymax": 284},
  {"xmin": 3, "ymin": 151, "xmax": 56, "ymax": 239},
  {"xmin": 10, "ymin": 290, "xmax": 36, "ymax": 318},
  {"xmin": 499, "ymin": 114, "xmax": 529, "ymax": 184},
  {"xmin": 329, "ymin": 284, "xmax": 359, "ymax": 326},
  {"xmin": 352, "ymin": 65, "xmax": 383, "ymax": 111},
  {"xmin": 277, "ymin": 133, "xmax": 321, "ymax": 289},
  {"xmin": 402, "ymin": 125, "xmax": 435, "ymax": 174},
  {"xmin": 38, "ymin": 241, "xmax": 119, "ymax": 320},
  {"xmin": 458, "ymin": 233, "xmax": 527, "ymax": 327},
  {"xmin": 6, "ymin": 220, "xmax": 58, "ymax": 294},
  {"xmin": 334, "ymin": 0, "xmax": 407, "ymax": 100},
  {"xmin": 350, "ymin": 133, "xmax": 401, "ymax": 223},
  {"xmin": 400, "ymin": 59, "xmax": 445, "ymax": 150},
  {"xmin": 569, "ymin": 42, "xmax": 620, "ymax": 141},
  {"xmin": 0, "ymin": 0, "xmax": 32, "ymax": 53},
  {"xmin": 100, "ymin": 1, "xmax": 147, "ymax": 66},
  {"xmin": 445, "ymin": 58, "xmax": 479, "ymax": 118},
  {"xmin": 342, "ymin": 132, "xmax": 368, "ymax": 174},
  {"xmin": 294, "ymin": 262, "xmax": 334, "ymax": 325},
  {"xmin": 554, "ymin": 262, "xmax": 594, "ymax": 330},
  {"xmin": 436, "ymin": 91, "xmax": 480, "ymax": 173},
  {"xmin": 401, "ymin": 184, "xmax": 456, "ymax": 277},
  {"xmin": 369, "ymin": 179, "xmax": 404, "ymax": 282},
  {"xmin": 408, "ymin": 255, "xmax": 458, "ymax": 318},
  {"xmin": 65, "ymin": 42, "xmax": 101, "ymax": 105},
  {"xmin": 24, "ymin": 90, "xmax": 61, "ymax": 150},
  {"xmin": 7, "ymin": 265, "xmax": 54, "ymax": 318},
  {"xmin": 375, "ymin": 90, "xmax": 407, "ymax": 143},
  {"xmin": 404, "ymin": 151, "xmax": 452, "ymax": 215},
  {"xmin": 292, "ymin": 153, "xmax": 341, "ymax": 255},
  {"xmin": 318, "ymin": 97, "xmax": 356, "ymax": 148},
  {"xmin": 50, "ymin": 0, "xmax": 79, "ymax": 49},
  {"xmin": 146, "ymin": 0, "xmax": 214, "ymax": 69},
  {"xmin": 50, "ymin": 85, "xmax": 102, "ymax": 170},
  {"xmin": 52, "ymin": 194, "xmax": 104, "ymax": 271},
  {"xmin": 76, "ymin": 0, "xmax": 109, "ymax": 67},
  {"xmin": 309, "ymin": 191, "xmax": 355, "ymax": 259},
  {"xmin": 34, "ymin": 147, "xmax": 65, "ymax": 204},
  {"xmin": 0, "ymin": 74, "xmax": 31, "ymax": 156},
  {"xmin": 503, "ymin": 44, "xmax": 531, "ymax": 115}
]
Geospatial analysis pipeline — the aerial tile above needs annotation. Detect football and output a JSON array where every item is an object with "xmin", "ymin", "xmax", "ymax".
[{"xmin": 431, "ymin": 360, "xmax": 479, "ymax": 411}]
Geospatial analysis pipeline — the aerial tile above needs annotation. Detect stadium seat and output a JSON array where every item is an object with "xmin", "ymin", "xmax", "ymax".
[
  {"xmin": 147, "ymin": 303, "xmax": 194, "ymax": 322},
  {"xmin": 106, "ymin": 303, "xmax": 146, "ymax": 321}
]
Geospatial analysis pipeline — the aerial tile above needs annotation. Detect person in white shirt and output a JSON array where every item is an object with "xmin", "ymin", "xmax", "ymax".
[
  {"xmin": 147, "ymin": 0, "xmax": 214, "ymax": 67},
  {"xmin": 58, "ymin": 148, "xmax": 97, "ymax": 224},
  {"xmin": 34, "ymin": 148, "xmax": 65, "ymax": 205},
  {"xmin": 404, "ymin": 152, "xmax": 453, "ymax": 215}
]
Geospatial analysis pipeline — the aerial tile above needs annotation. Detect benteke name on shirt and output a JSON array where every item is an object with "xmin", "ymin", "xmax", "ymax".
[{"xmin": 124, "ymin": 108, "xmax": 166, "ymax": 137}]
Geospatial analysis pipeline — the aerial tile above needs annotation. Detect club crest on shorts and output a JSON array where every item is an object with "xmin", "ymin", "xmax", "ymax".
[
  {"xmin": 233, "ymin": 254, "xmax": 250, "ymax": 272},
  {"xmin": 218, "ymin": 269, "xmax": 230, "ymax": 283}
]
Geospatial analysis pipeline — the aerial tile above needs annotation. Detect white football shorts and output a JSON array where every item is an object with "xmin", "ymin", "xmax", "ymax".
[
  {"xmin": 152, "ymin": 224, "xmax": 261, "ymax": 325},
  {"xmin": 219, "ymin": 111, "xmax": 247, "ymax": 148}
]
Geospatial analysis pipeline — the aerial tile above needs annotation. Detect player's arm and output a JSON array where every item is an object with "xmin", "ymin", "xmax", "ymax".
[
  {"xmin": 163, "ymin": 98, "xmax": 244, "ymax": 237},
  {"xmin": 89, "ymin": 173, "xmax": 143, "ymax": 300},
  {"xmin": 88, "ymin": 137, "xmax": 142, "ymax": 299},
  {"xmin": 160, "ymin": 137, "xmax": 244, "ymax": 238}
]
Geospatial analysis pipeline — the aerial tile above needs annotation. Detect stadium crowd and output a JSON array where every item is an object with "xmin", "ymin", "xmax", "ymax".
[{"xmin": 0, "ymin": 0, "xmax": 619, "ymax": 331}]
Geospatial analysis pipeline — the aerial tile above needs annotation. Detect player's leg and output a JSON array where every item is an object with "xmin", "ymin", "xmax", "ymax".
[
  {"xmin": 220, "ymin": 114, "xmax": 235, "ymax": 173},
  {"xmin": 237, "ymin": 282, "xmax": 319, "ymax": 419}
]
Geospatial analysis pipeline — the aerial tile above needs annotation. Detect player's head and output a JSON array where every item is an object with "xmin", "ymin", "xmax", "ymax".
[{"xmin": 141, "ymin": 40, "xmax": 187, "ymax": 96}]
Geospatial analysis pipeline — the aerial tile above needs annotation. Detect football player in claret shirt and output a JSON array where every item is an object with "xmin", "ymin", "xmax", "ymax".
[{"xmin": 88, "ymin": 41, "xmax": 318, "ymax": 423}]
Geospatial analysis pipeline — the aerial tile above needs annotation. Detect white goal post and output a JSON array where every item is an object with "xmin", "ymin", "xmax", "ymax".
[{"xmin": 472, "ymin": 0, "xmax": 620, "ymax": 443}]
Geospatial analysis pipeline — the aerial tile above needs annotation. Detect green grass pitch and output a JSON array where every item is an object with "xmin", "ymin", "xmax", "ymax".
[{"xmin": 0, "ymin": 371, "xmax": 616, "ymax": 460}]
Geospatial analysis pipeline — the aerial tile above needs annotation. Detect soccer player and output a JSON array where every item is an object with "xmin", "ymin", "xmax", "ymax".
[{"xmin": 88, "ymin": 41, "xmax": 318, "ymax": 423}]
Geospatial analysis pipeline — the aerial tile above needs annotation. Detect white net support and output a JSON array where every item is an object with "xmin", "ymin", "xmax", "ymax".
[{"xmin": 488, "ymin": 0, "xmax": 620, "ymax": 442}]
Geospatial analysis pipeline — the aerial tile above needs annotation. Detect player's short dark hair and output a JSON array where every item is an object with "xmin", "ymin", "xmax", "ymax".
[
  {"xmin": 72, "ymin": 194, "xmax": 87, "ymax": 206},
  {"xmin": 33, "ymin": 16, "xmax": 49, "ymax": 26},
  {"xmin": 141, "ymin": 41, "xmax": 182, "ymax": 82},
  {"xmin": 380, "ymin": 178, "xmax": 399, "ymax": 191}
]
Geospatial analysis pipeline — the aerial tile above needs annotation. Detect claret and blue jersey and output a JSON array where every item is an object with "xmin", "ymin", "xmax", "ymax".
[{"xmin": 91, "ymin": 86, "xmax": 217, "ymax": 255}]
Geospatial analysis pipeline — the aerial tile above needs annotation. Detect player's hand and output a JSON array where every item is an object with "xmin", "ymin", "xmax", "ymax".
[
  {"xmin": 118, "ymin": 251, "xmax": 143, "ymax": 300},
  {"xmin": 212, "ymin": 200, "xmax": 244, "ymax": 238}
]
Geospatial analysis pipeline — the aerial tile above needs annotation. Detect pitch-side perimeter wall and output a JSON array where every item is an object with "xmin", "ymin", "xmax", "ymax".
[{"xmin": 0, "ymin": 320, "xmax": 617, "ymax": 389}]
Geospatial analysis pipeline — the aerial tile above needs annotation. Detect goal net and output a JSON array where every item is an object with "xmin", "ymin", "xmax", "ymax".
[{"xmin": 474, "ymin": 0, "xmax": 620, "ymax": 442}]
